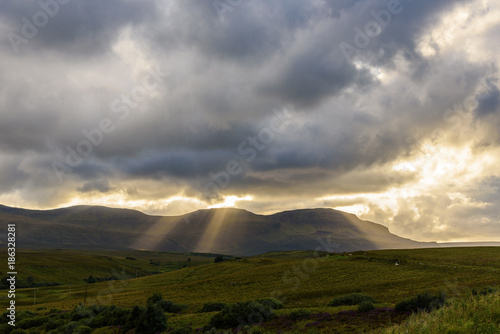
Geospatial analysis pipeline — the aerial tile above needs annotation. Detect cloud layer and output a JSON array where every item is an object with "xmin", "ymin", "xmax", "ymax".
[{"xmin": 1, "ymin": 0, "xmax": 499, "ymax": 241}]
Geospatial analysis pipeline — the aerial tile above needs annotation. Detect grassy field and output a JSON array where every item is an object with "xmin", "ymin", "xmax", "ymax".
[
  {"xmin": 3, "ymin": 247, "xmax": 500, "ymax": 333},
  {"xmin": 0, "ymin": 249, "xmax": 226, "ymax": 286},
  {"xmin": 380, "ymin": 290, "xmax": 500, "ymax": 333}
]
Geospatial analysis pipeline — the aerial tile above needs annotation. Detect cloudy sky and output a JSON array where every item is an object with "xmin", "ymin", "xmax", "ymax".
[{"xmin": 1, "ymin": 0, "xmax": 500, "ymax": 242}]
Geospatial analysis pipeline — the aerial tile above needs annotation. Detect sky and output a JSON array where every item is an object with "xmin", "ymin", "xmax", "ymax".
[{"xmin": 1, "ymin": 0, "xmax": 499, "ymax": 243}]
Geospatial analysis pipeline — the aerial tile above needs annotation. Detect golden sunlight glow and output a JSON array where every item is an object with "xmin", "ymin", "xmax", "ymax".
[
  {"xmin": 334, "ymin": 204, "xmax": 370, "ymax": 216},
  {"xmin": 60, "ymin": 193, "xmax": 206, "ymax": 215},
  {"xmin": 208, "ymin": 195, "xmax": 253, "ymax": 209},
  {"xmin": 319, "ymin": 141, "xmax": 499, "ymax": 240},
  {"xmin": 417, "ymin": 1, "xmax": 500, "ymax": 61},
  {"xmin": 193, "ymin": 208, "xmax": 230, "ymax": 253}
]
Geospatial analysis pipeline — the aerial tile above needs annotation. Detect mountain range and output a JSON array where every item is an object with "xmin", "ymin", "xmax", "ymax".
[{"xmin": 0, "ymin": 204, "xmax": 448, "ymax": 255}]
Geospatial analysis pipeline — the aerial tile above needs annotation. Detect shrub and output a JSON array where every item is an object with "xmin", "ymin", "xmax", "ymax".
[
  {"xmin": 206, "ymin": 301, "xmax": 275, "ymax": 330},
  {"xmin": 256, "ymin": 298, "xmax": 283, "ymax": 310},
  {"xmin": 63, "ymin": 321, "xmax": 81, "ymax": 333},
  {"xmin": 87, "ymin": 305, "xmax": 131, "ymax": 328},
  {"xmin": 10, "ymin": 329, "xmax": 27, "ymax": 334},
  {"xmin": 395, "ymin": 291, "xmax": 447, "ymax": 313},
  {"xmin": 0, "ymin": 324, "xmax": 14, "ymax": 334},
  {"xmin": 71, "ymin": 305, "xmax": 93, "ymax": 322},
  {"xmin": 146, "ymin": 292, "xmax": 187, "ymax": 313},
  {"xmin": 328, "ymin": 293, "xmax": 374, "ymax": 306},
  {"xmin": 146, "ymin": 292, "xmax": 164, "ymax": 305},
  {"xmin": 472, "ymin": 286, "xmax": 497, "ymax": 296},
  {"xmin": 200, "ymin": 302, "xmax": 228, "ymax": 313},
  {"xmin": 124, "ymin": 305, "xmax": 145, "ymax": 332},
  {"xmin": 288, "ymin": 309, "xmax": 311, "ymax": 320},
  {"xmin": 241, "ymin": 327, "xmax": 275, "ymax": 334},
  {"xmin": 45, "ymin": 318, "xmax": 65, "ymax": 330},
  {"xmin": 75, "ymin": 325, "xmax": 93, "ymax": 334},
  {"xmin": 357, "ymin": 301, "xmax": 375, "ymax": 312},
  {"xmin": 158, "ymin": 299, "xmax": 188, "ymax": 313},
  {"xmin": 135, "ymin": 303, "xmax": 167, "ymax": 334},
  {"xmin": 169, "ymin": 326, "xmax": 193, "ymax": 334},
  {"xmin": 18, "ymin": 316, "xmax": 49, "ymax": 329},
  {"xmin": 16, "ymin": 311, "xmax": 35, "ymax": 322}
]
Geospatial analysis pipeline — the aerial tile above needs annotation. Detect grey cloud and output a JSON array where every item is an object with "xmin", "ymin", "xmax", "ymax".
[
  {"xmin": 1, "ymin": 0, "xmax": 158, "ymax": 55},
  {"xmin": 77, "ymin": 179, "xmax": 112, "ymax": 193},
  {"xmin": 0, "ymin": 155, "xmax": 29, "ymax": 194},
  {"xmin": 475, "ymin": 79, "xmax": 500, "ymax": 117}
]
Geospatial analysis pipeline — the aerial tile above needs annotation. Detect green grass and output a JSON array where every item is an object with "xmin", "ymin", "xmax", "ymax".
[
  {"xmin": 379, "ymin": 291, "xmax": 500, "ymax": 333},
  {"xmin": 0, "ymin": 249, "xmax": 223, "ymax": 286},
  {"xmin": 7, "ymin": 247, "xmax": 500, "ymax": 333}
]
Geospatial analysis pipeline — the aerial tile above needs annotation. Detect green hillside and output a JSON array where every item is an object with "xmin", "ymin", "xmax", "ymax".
[{"xmin": 0, "ymin": 249, "xmax": 224, "ymax": 287}]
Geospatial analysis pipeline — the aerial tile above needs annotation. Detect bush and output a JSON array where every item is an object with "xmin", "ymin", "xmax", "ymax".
[
  {"xmin": 206, "ymin": 301, "xmax": 275, "ymax": 330},
  {"xmin": 135, "ymin": 303, "xmax": 167, "ymax": 334},
  {"xmin": 472, "ymin": 286, "xmax": 497, "ymax": 296},
  {"xmin": 200, "ymin": 302, "xmax": 228, "ymax": 313},
  {"xmin": 328, "ymin": 293, "xmax": 374, "ymax": 306},
  {"xmin": 146, "ymin": 292, "xmax": 163, "ymax": 305},
  {"xmin": 124, "ymin": 305, "xmax": 145, "ymax": 332},
  {"xmin": 288, "ymin": 309, "xmax": 311, "ymax": 320},
  {"xmin": 10, "ymin": 329, "xmax": 27, "ymax": 334},
  {"xmin": 45, "ymin": 318, "xmax": 65, "ymax": 330},
  {"xmin": 87, "ymin": 305, "xmax": 131, "ymax": 328},
  {"xmin": 395, "ymin": 291, "xmax": 447, "ymax": 313},
  {"xmin": 158, "ymin": 299, "xmax": 188, "ymax": 313},
  {"xmin": 357, "ymin": 301, "xmax": 375, "ymax": 312},
  {"xmin": 18, "ymin": 316, "xmax": 49, "ymax": 329},
  {"xmin": 169, "ymin": 326, "xmax": 193, "ymax": 334},
  {"xmin": 0, "ymin": 324, "xmax": 13, "ymax": 334},
  {"xmin": 146, "ymin": 292, "xmax": 187, "ymax": 313},
  {"xmin": 71, "ymin": 305, "xmax": 93, "ymax": 322},
  {"xmin": 75, "ymin": 325, "xmax": 93, "ymax": 334},
  {"xmin": 241, "ymin": 327, "xmax": 275, "ymax": 334},
  {"xmin": 256, "ymin": 298, "xmax": 283, "ymax": 310},
  {"xmin": 63, "ymin": 321, "xmax": 81, "ymax": 333},
  {"xmin": 16, "ymin": 311, "xmax": 35, "ymax": 322}
]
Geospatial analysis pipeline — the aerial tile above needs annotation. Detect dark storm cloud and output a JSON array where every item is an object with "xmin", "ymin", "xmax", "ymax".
[
  {"xmin": 335, "ymin": 0, "xmax": 469, "ymax": 66},
  {"xmin": 77, "ymin": 179, "xmax": 112, "ymax": 193},
  {"xmin": 120, "ymin": 149, "xmax": 236, "ymax": 179},
  {"xmin": 258, "ymin": 49, "xmax": 375, "ymax": 108},
  {"xmin": 1, "ymin": 0, "xmax": 158, "ymax": 55}
]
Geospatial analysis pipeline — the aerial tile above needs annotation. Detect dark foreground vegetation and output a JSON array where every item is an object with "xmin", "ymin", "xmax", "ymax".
[{"xmin": 2, "ymin": 288, "xmax": 499, "ymax": 333}]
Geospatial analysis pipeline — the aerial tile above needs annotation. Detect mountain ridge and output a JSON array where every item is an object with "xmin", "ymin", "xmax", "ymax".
[{"xmin": 0, "ymin": 204, "xmax": 439, "ymax": 255}]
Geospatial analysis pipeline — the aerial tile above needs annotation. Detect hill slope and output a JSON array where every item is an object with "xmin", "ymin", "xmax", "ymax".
[{"xmin": 0, "ymin": 204, "xmax": 436, "ymax": 255}]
